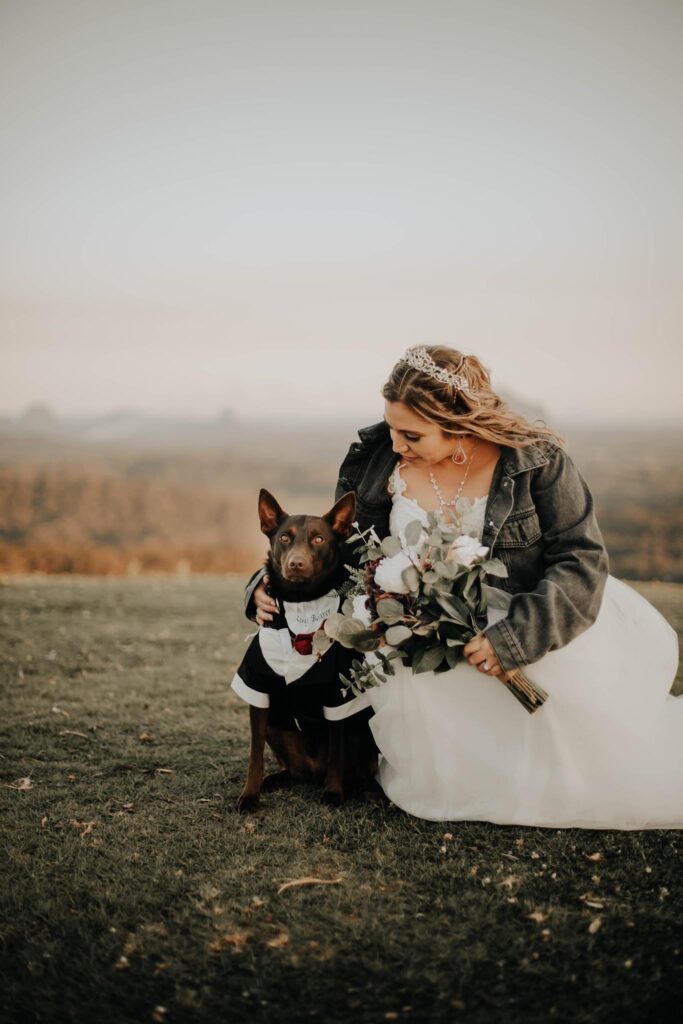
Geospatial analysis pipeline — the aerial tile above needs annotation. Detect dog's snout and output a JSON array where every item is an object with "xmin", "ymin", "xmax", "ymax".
[{"xmin": 287, "ymin": 554, "xmax": 307, "ymax": 570}]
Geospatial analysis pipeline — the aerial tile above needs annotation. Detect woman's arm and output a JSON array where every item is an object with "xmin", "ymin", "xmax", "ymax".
[{"xmin": 484, "ymin": 448, "xmax": 609, "ymax": 672}]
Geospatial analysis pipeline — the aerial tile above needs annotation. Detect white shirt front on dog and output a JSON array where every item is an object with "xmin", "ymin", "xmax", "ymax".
[{"xmin": 257, "ymin": 589, "xmax": 341, "ymax": 685}]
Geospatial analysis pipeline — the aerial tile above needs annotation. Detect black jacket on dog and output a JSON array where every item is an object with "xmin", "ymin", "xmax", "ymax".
[{"xmin": 231, "ymin": 586, "xmax": 371, "ymax": 729}]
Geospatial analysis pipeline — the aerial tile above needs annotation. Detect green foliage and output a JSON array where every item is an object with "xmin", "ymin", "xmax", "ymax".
[{"xmin": 384, "ymin": 625, "xmax": 413, "ymax": 647}]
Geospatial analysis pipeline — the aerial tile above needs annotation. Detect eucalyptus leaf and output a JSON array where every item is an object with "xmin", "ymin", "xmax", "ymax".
[
  {"xmin": 404, "ymin": 520, "xmax": 424, "ymax": 547},
  {"xmin": 482, "ymin": 558, "xmax": 508, "ymax": 578},
  {"xmin": 462, "ymin": 569, "xmax": 478, "ymax": 599},
  {"xmin": 338, "ymin": 618, "xmax": 366, "ymax": 637},
  {"xmin": 435, "ymin": 560, "xmax": 456, "ymax": 579},
  {"xmin": 376, "ymin": 598, "xmax": 405, "ymax": 623},
  {"xmin": 412, "ymin": 644, "xmax": 447, "ymax": 674},
  {"xmin": 384, "ymin": 624, "xmax": 413, "ymax": 646},
  {"xmin": 380, "ymin": 535, "xmax": 403, "ymax": 557},
  {"xmin": 312, "ymin": 631, "xmax": 332, "ymax": 656},
  {"xmin": 413, "ymin": 621, "xmax": 439, "ymax": 636},
  {"xmin": 401, "ymin": 565, "xmax": 421, "ymax": 592},
  {"xmin": 438, "ymin": 619, "xmax": 468, "ymax": 640},
  {"xmin": 323, "ymin": 612, "xmax": 347, "ymax": 640},
  {"xmin": 335, "ymin": 619, "xmax": 367, "ymax": 647},
  {"xmin": 434, "ymin": 592, "xmax": 470, "ymax": 627},
  {"xmin": 445, "ymin": 645, "xmax": 463, "ymax": 668}
]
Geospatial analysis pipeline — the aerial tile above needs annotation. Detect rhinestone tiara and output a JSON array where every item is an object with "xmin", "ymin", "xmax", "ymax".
[{"xmin": 400, "ymin": 346, "xmax": 470, "ymax": 394}]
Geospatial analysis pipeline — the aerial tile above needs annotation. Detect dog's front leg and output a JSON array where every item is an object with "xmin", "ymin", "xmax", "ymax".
[
  {"xmin": 235, "ymin": 705, "xmax": 269, "ymax": 813},
  {"xmin": 322, "ymin": 720, "xmax": 345, "ymax": 807}
]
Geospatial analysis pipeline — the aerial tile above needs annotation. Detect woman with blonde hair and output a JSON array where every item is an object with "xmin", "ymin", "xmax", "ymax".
[{"xmin": 248, "ymin": 345, "xmax": 682, "ymax": 828}]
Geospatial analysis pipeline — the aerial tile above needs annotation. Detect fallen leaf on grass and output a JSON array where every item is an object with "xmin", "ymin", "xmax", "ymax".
[
  {"xmin": 114, "ymin": 955, "xmax": 130, "ymax": 970},
  {"xmin": 151, "ymin": 1008, "xmax": 168, "ymax": 1023},
  {"xmin": 138, "ymin": 731, "xmax": 155, "ymax": 743},
  {"xmin": 59, "ymin": 730, "xmax": 90, "ymax": 740},
  {"xmin": 69, "ymin": 819, "xmax": 96, "ymax": 839},
  {"xmin": 277, "ymin": 877, "xmax": 343, "ymax": 895},
  {"xmin": 208, "ymin": 931, "xmax": 249, "ymax": 955},
  {"xmin": 588, "ymin": 916, "xmax": 603, "ymax": 934},
  {"xmin": 41, "ymin": 815, "xmax": 48, "ymax": 828},
  {"xmin": 155, "ymin": 768, "xmax": 174, "ymax": 775},
  {"xmin": 527, "ymin": 911, "xmax": 548, "ymax": 923},
  {"xmin": 51, "ymin": 706, "xmax": 70, "ymax": 718},
  {"xmin": 585, "ymin": 851, "xmax": 604, "ymax": 862},
  {"xmin": 265, "ymin": 929, "xmax": 289, "ymax": 948},
  {"xmin": 6, "ymin": 777, "xmax": 33, "ymax": 791}
]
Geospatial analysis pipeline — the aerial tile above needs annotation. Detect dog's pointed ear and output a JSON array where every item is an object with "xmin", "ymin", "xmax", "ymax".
[
  {"xmin": 322, "ymin": 491, "xmax": 356, "ymax": 538},
  {"xmin": 259, "ymin": 489, "xmax": 288, "ymax": 536}
]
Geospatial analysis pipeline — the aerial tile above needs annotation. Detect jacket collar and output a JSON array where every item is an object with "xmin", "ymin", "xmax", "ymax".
[
  {"xmin": 358, "ymin": 420, "xmax": 389, "ymax": 444},
  {"xmin": 501, "ymin": 443, "xmax": 555, "ymax": 476}
]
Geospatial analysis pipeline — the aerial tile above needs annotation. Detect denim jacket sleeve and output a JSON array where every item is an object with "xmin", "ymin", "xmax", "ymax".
[
  {"xmin": 243, "ymin": 565, "xmax": 267, "ymax": 621},
  {"xmin": 484, "ymin": 447, "xmax": 609, "ymax": 673}
]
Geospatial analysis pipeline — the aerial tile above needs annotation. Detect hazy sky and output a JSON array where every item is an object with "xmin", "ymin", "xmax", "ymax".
[{"xmin": 1, "ymin": 0, "xmax": 682, "ymax": 424}]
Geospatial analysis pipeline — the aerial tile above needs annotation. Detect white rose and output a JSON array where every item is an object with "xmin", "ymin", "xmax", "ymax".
[
  {"xmin": 352, "ymin": 594, "xmax": 372, "ymax": 626},
  {"xmin": 374, "ymin": 551, "xmax": 414, "ymax": 594},
  {"xmin": 448, "ymin": 535, "xmax": 489, "ymax": 568}
]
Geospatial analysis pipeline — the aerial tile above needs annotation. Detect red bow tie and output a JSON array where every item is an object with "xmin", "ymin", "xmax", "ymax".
[{"xmin": 292, "ymin": 631, "xmax": 316, "ymax": 655}]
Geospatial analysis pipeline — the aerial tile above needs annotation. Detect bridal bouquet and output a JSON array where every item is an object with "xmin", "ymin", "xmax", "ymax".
[{"xmin": 319, "ymin": 512, "xmax": 548, "ymax": 714}]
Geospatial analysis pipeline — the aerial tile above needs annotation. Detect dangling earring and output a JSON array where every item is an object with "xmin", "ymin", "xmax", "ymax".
[{"xmin": 451, "ymin": 438, "xmax": 467, "ymax": 465}]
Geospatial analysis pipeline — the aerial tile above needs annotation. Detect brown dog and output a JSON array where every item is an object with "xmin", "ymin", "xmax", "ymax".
[{"xmin": 231, "ymin": 489, "xmax": 377, "ymax": 812}]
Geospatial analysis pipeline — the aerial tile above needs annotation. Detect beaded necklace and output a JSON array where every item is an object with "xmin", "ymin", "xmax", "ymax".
[{"xmin": 427, "ymin": 439, "xmax": 480, "ymax": 528}]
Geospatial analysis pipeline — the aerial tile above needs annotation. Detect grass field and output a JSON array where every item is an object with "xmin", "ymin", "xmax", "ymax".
[{"xmin": 2, "ymin": 575, "xmax": 683, "ymax": 1024}]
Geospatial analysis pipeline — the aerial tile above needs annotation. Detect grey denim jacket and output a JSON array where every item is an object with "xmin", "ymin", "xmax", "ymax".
[{"xmin": 244, "ymin": 420, "xmax": 609, "ymax": 673}]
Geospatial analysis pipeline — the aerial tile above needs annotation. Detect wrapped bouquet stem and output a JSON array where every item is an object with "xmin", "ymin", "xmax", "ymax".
[{"xmin": 323, "ymin": 513, "xmax": 548, "ymax": 715}]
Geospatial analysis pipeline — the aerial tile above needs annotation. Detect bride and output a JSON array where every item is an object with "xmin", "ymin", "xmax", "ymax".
[{"xmin": 248, "ymin": 345, "xmax": 682, "ymax": 829}]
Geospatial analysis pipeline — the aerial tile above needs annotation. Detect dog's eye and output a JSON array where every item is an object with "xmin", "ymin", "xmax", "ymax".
[
  {"xmin": 312, "ymin": 535, "xmax": 325, "ymax": 544},
  {"xmin": 279, "ymin": 534, "xmax": 290, "ymax": 543}
]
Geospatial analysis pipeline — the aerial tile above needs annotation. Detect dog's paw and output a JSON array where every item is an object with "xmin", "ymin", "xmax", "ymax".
[
  {"xmin": 235, "ymin": 791, "xmax": 260, "ymax": 814},
  {"xmin": 321, "ymin": 789, "xmax": 343, "ymax": 808},
  {"xmin": 262, "ymin": 770, "xmax": 292, "ymax": 792}
]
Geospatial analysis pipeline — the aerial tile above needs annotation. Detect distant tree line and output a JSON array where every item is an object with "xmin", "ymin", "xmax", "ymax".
[{"xmin": 1, "ymin": 432, "xmax": 682, "ymax": 581}]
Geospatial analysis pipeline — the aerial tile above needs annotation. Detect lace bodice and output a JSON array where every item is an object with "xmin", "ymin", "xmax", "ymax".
[{"xmin": 387, "ymin": 460, "xmax": 488, "ymax": 548}]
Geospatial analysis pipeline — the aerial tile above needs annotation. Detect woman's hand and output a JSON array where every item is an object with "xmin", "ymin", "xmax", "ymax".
[
  {"xmin": 463, "ymin": 633, "xmax": 517, "ymax": 682},
  {"xmin": 254, "ymin": 575, "xmax": 279, "ymax": 627}
]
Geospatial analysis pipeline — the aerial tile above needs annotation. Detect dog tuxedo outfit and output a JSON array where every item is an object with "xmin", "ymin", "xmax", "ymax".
[{"xmin": 231, "ymin": 588, "xmax": 371, "ymax": 728}]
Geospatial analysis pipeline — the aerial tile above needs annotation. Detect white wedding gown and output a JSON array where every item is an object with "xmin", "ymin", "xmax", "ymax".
[{"xmin": 365, "ymin": 462, "xmax": 683, "ymax": 828}]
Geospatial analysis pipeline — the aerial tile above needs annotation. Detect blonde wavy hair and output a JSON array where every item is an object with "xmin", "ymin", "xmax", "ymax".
[{"xmin": 382, "ymin": 345, "xmax": 565, "ymax": 450}]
